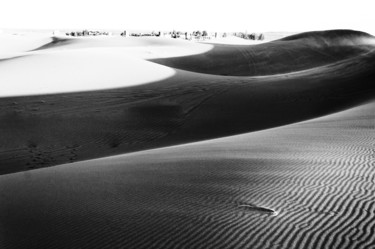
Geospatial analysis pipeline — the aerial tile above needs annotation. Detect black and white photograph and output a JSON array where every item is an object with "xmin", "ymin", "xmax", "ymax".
[{"xmin": 0, "ymin": 0, "xmax": 374, "ymax": 248}]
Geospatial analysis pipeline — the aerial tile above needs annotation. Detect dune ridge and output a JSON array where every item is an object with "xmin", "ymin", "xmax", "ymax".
[
  {"xmin": 0, "ymin": 49, "xmax": 176, "ymax": 97},
  {"xmin": 0, "ymin": 30, "xmax": 374, "ymax": 175},
  {"xmin": 0, "ymin": 100, "xmax": 374, "ymax": 249},
  {"xmin": 279, "ymin": 29, "xmax": 374, "ymax": 44},
  {"xmin": 151, "ymin": 29, "xmax": 375, "ymax": 76},
  {"xmin": 1, "ymin": 29, "xmax": 375, "ymax": 249}
]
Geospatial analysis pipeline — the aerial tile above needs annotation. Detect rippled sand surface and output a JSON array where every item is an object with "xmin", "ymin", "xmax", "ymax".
[{"xmin": 0, "ymin": 30, "xmax": 375, "ymax": 248}]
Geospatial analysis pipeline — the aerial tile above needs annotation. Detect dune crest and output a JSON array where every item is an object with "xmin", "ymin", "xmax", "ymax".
[
  {"xmin": 279, "ymin": 29, "xmax": 375, "ymax": 45},
  {"xmin": 0, "ymin": 34, "xmax": 52, "ymax": 59},
  {"xmin": 0, "ymin": 49, "xmax": 175, "ymax": 97},
  {"xmin": 151, "ymin": 29, "xmax": 375, "ymax": 76},
  {"xmin": 1, "ymin": 30, "xmax": 375, "ymax": 249},
  {"xmin": 1, "ymin": 99, "xmax": 373, "ymax": 249},
  {"xmin": 33, "ymin": 36, "xmax": 214, "ymax": 59},
  {"xmin": 0, "ymin": 30, "xmax": 374, "ymax": 175}
]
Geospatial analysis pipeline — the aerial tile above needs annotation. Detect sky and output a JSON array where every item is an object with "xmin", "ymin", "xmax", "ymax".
[{"xmin": 1, "ymin": 0, "xmax": 374, "ymax": 34}]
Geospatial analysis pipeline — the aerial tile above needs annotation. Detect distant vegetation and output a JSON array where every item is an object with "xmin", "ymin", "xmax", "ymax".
[
  {"xmin": 61, "ymin": 29, "xmax": 265, "ymax": 41},
  {"xmin": 128, "ymin": 31, "xmax": 161, "ymax": 37},
  {"xmin": 65, "ymin": 30, "xmax": 110, "ymax": 36},
  {"xmin": 234, "ymin": 32, "xmax": 265, "ymax": 40}
]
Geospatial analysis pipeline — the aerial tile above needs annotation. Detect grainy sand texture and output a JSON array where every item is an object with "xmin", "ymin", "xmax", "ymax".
[{"xmin": 0, "ymin": 30, "xmax": 374, "ymax": 249}]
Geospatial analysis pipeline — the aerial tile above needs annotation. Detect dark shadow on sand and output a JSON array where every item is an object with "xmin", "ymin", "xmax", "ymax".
[{"xmin": 1, "ymin": 30, "xmax": 375, "ymax": 175}]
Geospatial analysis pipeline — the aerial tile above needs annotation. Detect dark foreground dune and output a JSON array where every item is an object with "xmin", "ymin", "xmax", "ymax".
[
  {"xmin": 0, "ymin": 30, "xmax": 375, "ymax": 174},
  {"xmin": 1, "ymin": 100, "xmax": 374, "ymax": 249}
]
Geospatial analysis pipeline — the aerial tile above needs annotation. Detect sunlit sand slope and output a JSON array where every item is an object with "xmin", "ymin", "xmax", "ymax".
[
  {"xmin": 1, "ymin": 100, "xmax": 374, "ymax": 249},
  {"xmin": 0, "ymin": 33, "xmax": 52, "ymax": 59},
  {"xmin": 0, "ymin": 30, "xmax": 374, "ymax": 174},
  {"xmin": 0, "ymin": 49, "xmax": 175, "ymax": 96}
]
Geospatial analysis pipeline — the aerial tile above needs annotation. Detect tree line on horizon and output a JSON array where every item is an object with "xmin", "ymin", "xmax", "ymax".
[
  {"xmin": 234, "ymin": 32, "xmax": 265, "ymax": 40},
  {"xmin": 65, "ymin": 30, "xmax": 110, "ymax": 36},
  {"xmin": 61, "ymin": 29, "xmax": 265, "ymax": 41}
]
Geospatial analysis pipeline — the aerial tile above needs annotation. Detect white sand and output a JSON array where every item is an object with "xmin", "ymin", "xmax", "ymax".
[
  {"xmin": 0, "ymin": 49, "xmax": 175, "ymax": 97},
  {"xmin": 36, "ymin": 36, "xmax": 214, "ymax": 59},
  {"xmin": 0, "ymin": 34, "xmax": 214, "ymax": 97},
  {"xmin": 198, "ymin": 36, "xmax": 267, "ymax": 45},
  {"xmin": 0, "ymin": 33, "xmax": 52, "ymax": 58}
]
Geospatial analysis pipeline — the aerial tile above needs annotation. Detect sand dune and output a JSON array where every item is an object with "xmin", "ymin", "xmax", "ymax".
[
  {"xmin": 0, "ymin": 33, "xmax": 52, "ymax": 59},
  {"xmin": 151, "ymin": 30, "xmax": 375, "ymax": 76},
  {"xmin": 1, "ymin": 100, "xmax": 374, "ymax": 249},
  {"xmin": 0, "ymin": 29, "xmax": 375, "ymax": 248},
  {"xmin": 0, "ymin": 49, "xmax": 175, "ymax": 97},
  {"xmin": 34, "ymin": 36, "xmax": 214, "ymax": 59},
  {"xmin": 0, "ymin": 30, "xmax": 374, "ymax": 175}
]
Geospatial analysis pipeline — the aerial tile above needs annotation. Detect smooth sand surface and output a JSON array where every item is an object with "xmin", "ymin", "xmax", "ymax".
[
  {"xmin": 1, "ymin": 29, "xmax": 375, "ymax": 248},
  {"xmin": 0, "ymin": 33, "xmax": 52, "ymax": 58},
  {"xmin": 33, "ymin": 36, "xmax": 214, "ymax": 59},
  {"xmin": 0, "ymin": 36, "xmax": 213, "ymax": 96},
  {"xmin": 0, "ymin": 49, "xmax": 175, "ymax": 96}
]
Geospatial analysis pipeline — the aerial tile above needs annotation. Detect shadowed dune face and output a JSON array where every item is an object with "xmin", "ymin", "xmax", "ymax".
[
  {"xmin": 279, "ymin": 30, "xmax": 374, "ymax": 44},
  {"xmin": 31, "ymin": 37, "xmax": 76, "ymax": 50},
  {"xmin": 0, "ymin": 101, "xmax": 374, "ymax": 249},
  {"xmin": 151, "ymin": 30, "xmax": 375, "ymax": 76},
  {"xmin": 0, "ymin": 30, "xmax": 375, "ymax": 174}
]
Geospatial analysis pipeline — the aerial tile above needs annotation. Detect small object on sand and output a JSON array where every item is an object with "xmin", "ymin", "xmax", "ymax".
[{"xmin": 238, "ymin": 204, "xmax": 278, "ymax": 216}]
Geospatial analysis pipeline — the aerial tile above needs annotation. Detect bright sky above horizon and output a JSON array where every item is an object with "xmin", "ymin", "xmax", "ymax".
[{"xmin": 1, "ymin": 0, "xmax": 374, "ymax": 34}]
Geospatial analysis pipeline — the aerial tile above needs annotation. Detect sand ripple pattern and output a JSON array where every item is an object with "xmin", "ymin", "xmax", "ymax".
[
  {"xmin": 0, "ymin": 100, "xmax": 374, "ymax": 249},
  {"xmin": 1, "ymin": 30, "xmax": 375, "ymax": 248}
]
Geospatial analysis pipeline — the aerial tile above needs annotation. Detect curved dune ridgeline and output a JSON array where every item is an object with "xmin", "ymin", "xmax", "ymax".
[
  {"xmin": 1, "ymin": 29, "xmax": 375, "ymax": 249},
  {"xmin": 151, "ymin": 30, "xmax": 375, "ymax": 76},
  {"xmin": 1, "ymin": 100, "xmax": 374, "ymax": 249},
  {"xmin": 0, "ymin": 30, "xmax": 375, "ymax": 175}
]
